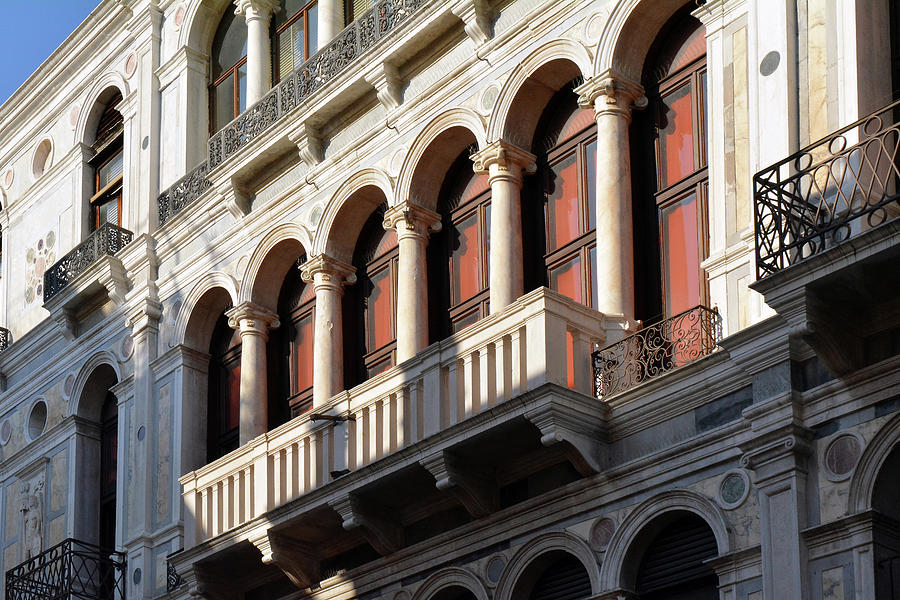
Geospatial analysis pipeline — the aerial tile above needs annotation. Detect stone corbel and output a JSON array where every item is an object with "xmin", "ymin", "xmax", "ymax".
[
  {"xmin": 214, "ymin": 178, "xmax": 251, "ymax": 220},
  {"xmin": 329, "ymin": 494, "xmax": 403, "ymax": 556},
  {"xmin": 524, "ymin": 395, "xmax": 610, "ymax": 476},
  {"xmin": 98, "ymin": 256, "xmax": 131, "ymax": 306},
  {"xmin": 574, "ymin": 70, "xmax": 647, "ymax": 117},
  {"xmin": 365, "ymin": 62, "xmax": 405, "ymax": 112},
  {"xmin": 421, "ymin": 451, "xmax": 498, "ymax": 518},
  {"xmin": 288, "ymin": 123, "xmax": 325, "ymax": 167},
  {"xmin": 253, "ymin": 531, "xmax": 321, "ymax": 590},
  {"xmin": 739, "ymin": 422, "xmax": 813, "ymax": 483},
  {"xmin": 54, "ymin": 308, "xmax": 77, "ymax": 341},
  {"xmin": 182, "ymin": 564, "xmax": 238, "ymax": 600},
  {"xmin": 451, "ymin": 0, "xmax": 495, "ymax": 45}
]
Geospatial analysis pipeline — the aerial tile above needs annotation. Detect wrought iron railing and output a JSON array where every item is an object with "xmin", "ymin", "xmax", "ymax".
[
  {"xmin": 754, "ymin": 99, "xmax": 900, "ymax": 278},
  {"xmin": 0, "ymin": 327, "xmax": 9, "ymax": 353},
  {"xmin": 592, "ymin": 305, "xmax": 722, "ymax": 399},
  {"xmin": 155, "ymin": 0, "xmax": 427, "ymax": 227},
  {"xmin": 165, "ymin": 549, "xmax": 184, "ymax": 592},
  {"xmin": 5, "ymin": 538, "xmax": 126, "ymax": 600},
  {"xmin": 43, "ymin": 223, "xmax": 133, "ymax": 303}
]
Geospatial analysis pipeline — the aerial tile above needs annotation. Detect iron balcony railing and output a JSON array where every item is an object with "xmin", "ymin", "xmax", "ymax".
[
  {"xmin": 592, "ymin": 305, "xmax": 722, "ymax": 399},
  {"xmin": 0, "ymin": 327, "xmax": 9, "ymax": 353},
  {"xmin": 43, "ymin": 223, "xmax": 133, "ymax": 303},
  {"xmin": 5, "ymin": 538, "xmax": 126, "ymax": 600},
  {"xmin": 165, "ymin": 549, "xmax": 184, "ymax": 593},
  {"xmin": 754, "ymin": 99, "xmax": 900, "ymax": 278},
  {"xmin": 157, "ymin": 0, "xmax": 427, "ymax": 227}
]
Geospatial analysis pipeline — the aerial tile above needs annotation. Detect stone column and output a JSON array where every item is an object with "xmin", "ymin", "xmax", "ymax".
[
  {"xmin": 576, "ymin": 72, "xmax": 644, "ymax": 320},
  {"xmin": 471, "ymin": 141, "xmax": 536, "ymax": 314},
  {"xmin": 226, "ymin": 302, "xmax": 280, "ymax": 444},
  {"xmin": 301, "ymin": 255, "xmax": 356, "ymax": 407},
  {"xmin": 383, "ymin": 202, "xmax": 441, "ymax": 362},
  {"xmin": 236, "ymin": 0, "xmax": 279, "ymax": 106},
  {"xmin": 317, "ymin": 0, "xmax": 344, "ymax": 48}
]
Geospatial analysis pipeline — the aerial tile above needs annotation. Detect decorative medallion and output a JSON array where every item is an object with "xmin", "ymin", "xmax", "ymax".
[
  {"xmin": 590, "ymin": 517, "xmax": 616, "ymax": 550},
  {"xmin": 584, "ymin": 9, "xmax": 611, "ymax": 45},
  {"xmin": 3, "ymin": 169, "xmax": 13, "ymax": 188},
  {"xmin": 137, "ymin": 426, "xmax": 146, "ymax": 442},
  {"xmin": 717, "ymin": 469, "xmax": 751, "ymax": 510},
  {"xmin": 125, "ymin": 53, "xmax": 138, "ymax": 78},
  {"xmin": 389, "ymin": 146, "xmax": 406, "ymax": 177},
  {"xmin": 307, "ymin": 203, "xmax": 323, "ymax": 229},
  {"xmin": 63, "ymin": 374, "xmax": 76, "ymax": 398},
  {"xmin": 823, "ymin": 434, "xmax": 862, "ymax": 481},
  {"xmin": 480, "ymin": 83, "xmax": 500, "ymax": 115},
  {"xmin": 0, "ymin": 420, "xmax": 11, "ymax": 445},
  {"xmin": 27, "ymin": 400, "xmax": 47, "ymax": 441},
  {"xmin": 69, "ymin": 105, "xmax": 80, "ymax": 128},
  {"xmin": 25, "ymin": 230, "xmax": 57, "ymax": 306},
  {"xmin": 120, "ymin": 335, "xmax": 134, "ymax": 361},
  {"xmin": 485, "ymin": 555, "xmax": 506, "ymax": 584},
  {"xmin": 174, "ymin": 5, "xmax": 186, "ymax": 28}
]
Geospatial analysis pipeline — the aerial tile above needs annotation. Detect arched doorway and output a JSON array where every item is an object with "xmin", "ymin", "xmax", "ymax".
[
  {"xmin": 431, "ymin": 586, "xmax": 477, "ymax": 600},
  {"xmin": 511, "ymin": 550, "xmax": 593, "ymax": 600},
  {"xmin": 874, "ymin": 443, "xmax": 900, "ymax": 598}
]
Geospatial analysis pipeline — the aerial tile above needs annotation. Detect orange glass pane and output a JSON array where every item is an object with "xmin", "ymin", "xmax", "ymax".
[
  {"xmin": 667, "ymin": 26, "xmax": 707, "ymax": 75},
  {"xmin": 659, "ymin": 83, "xmax": 695, "ymax": 187},
  {"xmin": 662, "ymin": 193, "xmax": 700, "ymax": 316},
  {"xmin": 589, "ymin": 246, "xmax": 598, "ymax": 310},
  {"xmin": 294, "ymin": 313, "xmax": 314, "ymax": 394},
  {"xmin": 549, "ymin": 255, "xmax": 583, "ymax": 305},
  {"xmin": 548, "ymin": 153, "xmax": 580, "ymax": 250},
  {"xmin": 366, "ymin": 266, "xmax": 393, "ymax": 351},
  {"xmin": 451, "ymin": 212, "xmax": 480, "ymax": 304},
  {"xmin": 566, "ymin": 330, "xmax": 576, "ymax": 389},
  {"xmin": 586, "ymin": 139, "xmax": 597, "ymax": 231}
]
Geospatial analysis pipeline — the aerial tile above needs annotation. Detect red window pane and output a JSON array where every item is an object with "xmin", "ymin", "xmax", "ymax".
[
  {"xmin": 366, "ymin": 355, "xmax": 393, "ymax": 379},
  {"xmin": 566, "ymin": 330, "xmax": 576, "ymax": 389},
  {"xmin": 366, "ymin": 265, "xmax": 393, "ymax": 352},
  {"xmin": 295, "ymin": 313, "xmax": 314, "ymax": 394},
  {"xmin": 659, "ymin": 83, "xmax": 695, "ymax": 187},
  {"xmin": 227, "ymin": 363, "xmax": 241, "ymax": 431},
  {"xmin": 451, "ymin": 212, "xmax": 481, "ymax": 304},
  {"xmin": 585, "ymin": 139, "xmax": 597, "ymax": 231},
  {"xmin": 661, "ymin": 193, "xmax": 701, "ymax": 316},
  {"xmin": 549, "ymin": 255, "xmax": 583, "ymax": 305},
  {"xmin": 452, "ymin": 308, "xmax": 480, "ymax": 334},
  {"xmin": 547, "ymin": 153, "xmax": 580, "ymax": 250}
]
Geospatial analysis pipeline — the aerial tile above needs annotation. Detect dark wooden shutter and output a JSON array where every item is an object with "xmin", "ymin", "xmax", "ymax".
[
  {"xmin": 529, "ymin": 555, "xmax": 592, "ymax": 600},
  {"xmin": 636, "ymin": 514, "xmax": 718, "ymax": 595}
]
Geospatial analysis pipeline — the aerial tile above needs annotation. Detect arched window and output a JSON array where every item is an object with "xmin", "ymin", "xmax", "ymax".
[
  {"xmin": 511, "ymin": 551, "xmax": 592, "ymax": 600},
  {"xmin": 431, "ymin": 151, "xmax": 491, "ymax": 338},
  {"xmin": 90, "ymin": 93, "xmax": 124, "ymax": 230},
  {"xmin": 634, "ymin": 10, "xmax": 708, "ymax": 320},
  {"xmin": 873, "ymin": 443, "xmax": 900, "ymax": 598},
  {"xmin": 272, "ymin": 260, "xmax": 316, "ymax": 418},
  {"xmin": 529, "ymin": 84, "xmax": 598, "ymax": 309},
  {"xmin": 274, "ymin": 0, "xmax": 319, "ymax": 81},
  {"xmin": 208, "ymin": 313, "xmax": 241, "ymax": 462},
  {"xmin": 635, "ymin": 513, "xmax": 718, "ymax": 599},
  {"xmin": 210, "ymin": 9, "xmax": 248, "ymax": 132},
  {"xmin": 347, "ymin": 205, "xmax": 398, "ymax": 384}
]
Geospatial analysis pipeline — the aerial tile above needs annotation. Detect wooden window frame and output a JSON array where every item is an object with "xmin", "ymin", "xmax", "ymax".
[
  {"xmin": 287, "ymin": 297, "xmax": 316, "ymax": 417},
  {"xmin": 90, "ymin": 148, "xmax": 124, "ymax": 230},
  {"xmin": 542, "ymin": 124, "xmax": 598, "ymax": 309},
  {"xmin": 361, "ymin": 243, "xmax": 398, "ymax": 377},
  {"xmin": 273, "ymin": 0, "xmax": 318, "ymax": 82},
  {"xmin": 446, "ymin": 186, "xmax": 491, "ymax": 332},
  {"xmin": 210, "ymin": 55, "xmax": 247, "ymax": 131},
  {"xmin": 209, "ymin": 335, "xmax": 242, "ymax": 462}
]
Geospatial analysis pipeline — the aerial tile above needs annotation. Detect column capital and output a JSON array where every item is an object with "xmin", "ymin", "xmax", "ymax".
[
  {"xmin": 300, "ymin": 254, "xmax": 357, "ymax": 290},
  {"xmin": 234, "ymin": 0, "xmax": 279, "ymax": 20},
  {"xmin": 471, "ymin": 140, "xmax": 536, "ymax": 180},
  {"xmin": 225, "ymin": 301, "xmax": 280, "ymax": 334},
  {"xmin": 575, "ymin": 70, "xmax": 646, "ymax": 120},
  {"xmin": 383, "ymin": 202, "xmax": 442, "ymax": 241}
]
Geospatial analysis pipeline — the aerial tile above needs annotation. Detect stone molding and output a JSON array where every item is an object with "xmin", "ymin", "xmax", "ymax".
[
  {"xmin": 234, "ymin": 0, "xmax": 280, "ymax": 20},
  {"xmin": 470, "ymin": 140, "xmax": 536, "ymax": 182},
  {"xmin": 575, "ymin": 70, "xmax": 646, "ymax": 120},
  {"xmin": 225, "ymin": 301, "xmax": 280, "ymax": 334},
  {"xmin": 300, "ymin": 254, "xmax": 357, "ymax": 290},
  {"xmin": 382, "ymin": 201, "xmax": 441, "ymax": 241}
]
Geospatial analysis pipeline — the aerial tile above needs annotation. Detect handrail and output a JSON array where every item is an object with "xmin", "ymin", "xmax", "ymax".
[
  {"xmin": 43, "ymin": 223, "xmax": 133, "ymax": 303},
  {"xmin": 592, "ymin": 305, "xmax": 721, "ymax": 399},
  {"xmin": 754, "ymin": 99, "xmax": 900, "ymax": 278}
]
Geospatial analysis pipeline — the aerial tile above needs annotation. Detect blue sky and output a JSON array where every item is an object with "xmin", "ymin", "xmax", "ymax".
[{"xmin": 0, "ymin": 0, "xmax": 100, "ymax": 106}]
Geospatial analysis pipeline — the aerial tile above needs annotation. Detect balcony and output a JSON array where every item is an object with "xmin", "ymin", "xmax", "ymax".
[
  {"xmin": 4, "ymin": 538, "xmax": 126, "ymax": 600},
  {"xmin": 752, "ymin": 100, "xmax": 900, "ymax": 374},
  {"xmin": 157, "ymin": 0, "xmax": 428, "ymax": 227},
  {"xmin": 174, "ymin": 289, "xmax": 623, "ymax": 589},
  {"xmin": 592, "ymin": 305, "xmax": 722, "ymax": 400},
  {"xmin": 0, "ymin": 326, "xmax": 9, "ymax": 353},
  {"xmin": 43, "ymin": 224, "xmax": 133, "ymax": 304}
]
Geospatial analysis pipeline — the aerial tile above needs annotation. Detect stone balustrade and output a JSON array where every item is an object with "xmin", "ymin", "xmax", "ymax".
[{"xmin": 179, "ymin": 287, "xmax": 613, "ymax": 547}]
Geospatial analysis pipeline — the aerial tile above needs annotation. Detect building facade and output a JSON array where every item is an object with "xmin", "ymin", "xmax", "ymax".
[{"xmin": 0, "ymin": 0, "xmax": 898, "ymax": 599}]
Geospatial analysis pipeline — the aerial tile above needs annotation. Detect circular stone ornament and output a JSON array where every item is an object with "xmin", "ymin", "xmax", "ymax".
[
  {"xmin": 174, "ymin": 5, "xmax": 186, "ymax": 28},
  {"xmin": 480, "ymin": 83, "xmax": 500, "ymax": 114},
  {"xmin": 3, "ymin": 169, "xmax": 13, "ymax": 188},
  {"xmin": 590, "ymin": 517, "xmax": 616, "ymax": 550},
  {"xmin": 0, "ymin": 420, "xmax": 11, "ymax": 445},
  {"xmin": 760, "ymin": 51, "xmax": 781, "ymax": 76},
  {"xmin": 823, "ymin": 433, "xmax": 863, "ymax": 481},
  {"xmin": 120, "ymin": 335, "xmax": 134, "ymax": 361},
  {"xmin": 485, "ymin": 555, "xmax": 506, "ymax": 584},
  {"xmin": 27, "ymin": 400, "xmax": 48, "ymax": 442},
  {"xmin": 63, "ymin": 374, "xmax": 76, "ymax": 398},
  {"xmin": 125, "ymin": 53, "xmax": 138, "ymax": 78},
  {"xmin": 717, "ymin": 469, "xmax": 751, "ymax": 510}
]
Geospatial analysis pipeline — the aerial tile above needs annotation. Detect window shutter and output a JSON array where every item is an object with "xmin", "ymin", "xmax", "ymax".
[
  {"xmin": 529, "ymin": 556, "xmax": 592, "ymax": 600},
  {"xmin": 353, "ymin": 0, "xmax": 371, "ymax": 18},
  {"xmin": 636, "ymin": 515, "xmax": 718, "ymax": 595}
]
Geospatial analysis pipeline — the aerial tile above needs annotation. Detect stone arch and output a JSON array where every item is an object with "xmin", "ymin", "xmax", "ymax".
[
  {"xmin": 594, "ymin": 0, "xmax": 693, "ymax": 83},
  {"xmin": 180, "ymin": 0, "xmax": 234, "ymax": 54},
  {"xmin": 316, "ymin": 168, "xmax": 394, "ymax": 263},
  {"xmin": 848, "ymin": 411, "xmax": 900, "ymax": 514},
  {"xmin": 176, "ymin": 272, "xmax": 239, "ymax": 351},
  {"xmin": 239, "ymin": 221, "xmax": 312, "ymax": 311},
  {"xmin": 76, "ymin": 73, "xmax": 130, "ymax": 147},
  {"xmin": 486, "ymin": 39, "xmax": 593, "ymax": 147},
  {"xmin": 599, "ymin": 489, "xmax": 730, "ymax": 591},
  {"xmin": 494, "ymin": 531, "xmax": 600, "ymax": 600},
  {"xmin": 411, "ymin": 567, "xmax": 489, "ymax": 600},
  {"xmin": 395, "ymin": 108, "xmax": 487, "ymax": 213},
  {"xmin": 69, "ymin": 352, "xmax": 122, "ymax": 420}
]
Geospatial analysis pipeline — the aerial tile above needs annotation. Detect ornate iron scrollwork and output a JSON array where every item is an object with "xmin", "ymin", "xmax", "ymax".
[
  {"xmin": 754, "ymin": 99, "xmax": 900, "ymax": 278},
  {"xmin": 43, "ymin": 223, "xmax": 134, "ymax": 303},
  {"xmin": 592, "ymin": 305, "xmax": 722, "ymax": 399},
  {"xmin": 5, "ymin": 538, "xmax": 126, "ymax": 600},
  {"xmin": 157, "ymin": 162, "xmax": 212, "ymax": 227},
  {"xmin": 0, "ymin": 327, "xmax": 9, "ymax": 353}
]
